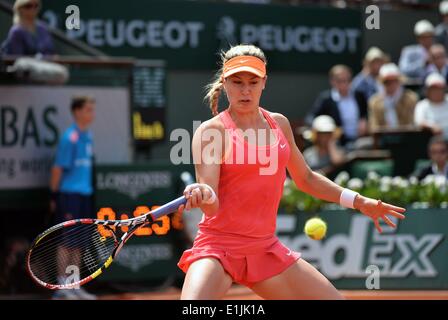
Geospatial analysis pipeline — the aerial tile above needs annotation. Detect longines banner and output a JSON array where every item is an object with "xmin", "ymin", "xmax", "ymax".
[
  {"xmin": 40, "ymin": 0, "xmax": 363, "ymax": 72},
  {"xmin": 95, "ymin": 164, "xmax": 185, "ymax": 207},
  {"xmin": 94, "ymin": 164, "xmax": 192, "ymax": 280}
]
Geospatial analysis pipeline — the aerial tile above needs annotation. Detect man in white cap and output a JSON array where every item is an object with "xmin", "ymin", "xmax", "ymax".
[
  {"xmin": 399, "ymin": 20, "xmax": 435, "ymax": 82},
  {"xmin": 435, "ymin": 1, "xmax": 448, "ymax": 52},
  {"xmin": 414, "ymin": 72, "xmax": 448, "ymax": 138},
  {"xmin": 352, "ymin": 47, "xmax": 387, "ymax": 101},
  {"xmin": 303, "ymin": 115, "xmax": 345, "ymax": 174},
  {"xmin": 369, "ymin": 63, "xmax": 418, "ymax": 132}
]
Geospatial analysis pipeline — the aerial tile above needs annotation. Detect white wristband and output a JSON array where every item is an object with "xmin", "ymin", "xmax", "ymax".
[
  {"xmin": 340, "ymin": 188, "xmax": 359, "ymax": 209},
  {"xmin": 202, "ymin": 184, "xmax": 217, "ymax": 204}
]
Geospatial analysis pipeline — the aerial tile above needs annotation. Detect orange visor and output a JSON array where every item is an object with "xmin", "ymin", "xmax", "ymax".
[{"xmin": 222, "ymin": 56, "xmax": 266, "ymax": 79}]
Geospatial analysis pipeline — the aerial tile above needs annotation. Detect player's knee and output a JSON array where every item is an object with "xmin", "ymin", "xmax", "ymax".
[{"xmin": 181, "ymin": 258, "xmax": 232, "ymax": 299}]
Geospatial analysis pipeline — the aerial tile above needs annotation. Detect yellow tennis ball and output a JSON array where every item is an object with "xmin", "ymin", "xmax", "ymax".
[{"xmin": 304, "ymin": 217, "xmax": 327, "ymax": 240}]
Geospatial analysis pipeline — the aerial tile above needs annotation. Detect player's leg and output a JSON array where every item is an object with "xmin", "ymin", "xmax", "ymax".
[
  {"xmin": 181, "ymin": 257, "xmax": 233, "ymax": 300},
  {"xmin": 250, "ymin": 258, "xmax": 344, "ymax": 300}
]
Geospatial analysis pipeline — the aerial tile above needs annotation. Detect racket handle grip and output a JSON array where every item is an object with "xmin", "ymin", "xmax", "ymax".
[{"xmin": 150, "ymin": 195, "xmax": 187, "ymax": 220}]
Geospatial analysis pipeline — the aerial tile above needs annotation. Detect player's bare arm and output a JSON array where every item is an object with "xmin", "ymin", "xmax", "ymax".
[{"xmin": 179, "ymin": 118, "xmax": 225, "ymax": 216}]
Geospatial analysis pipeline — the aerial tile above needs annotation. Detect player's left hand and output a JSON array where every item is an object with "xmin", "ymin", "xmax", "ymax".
[{"xmin": 355, "ymin": 196, "xmax": 406, "ymax": 233}]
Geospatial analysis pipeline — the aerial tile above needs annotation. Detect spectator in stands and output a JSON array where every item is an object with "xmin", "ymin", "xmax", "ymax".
[
  {"xmin": 352, "ymin": 47, "xmax": 387, "ymax": 101},
  {"xmin": 425, "ymin": 44, "xmax": 448, "ymax": 82},
  {"xmin": 368, "ymin": 63, "xmax": 418, "ymax": 131},
  {"xmin": 399, "ymin": 20, "xmax": 435, "ymax": 83},
  {"xmin": 435, "ymin": 1, "xmax": 448, "ymax": 52},
  {"xmin": 415, "ymin": 136, "xmax": 448, "ymax": 180},
  {"xmin": 414, "ymin": 73, "xmax": 448, "ymax": 139},
  {"xmin": 49, "ymin": 96, "xmax": 96, "ymax": 300},
  {"xmin": 1, "ymin": 0, "xmax": 55, "ymax": 56},
  {"xmin": 306, "ymin": 64, "xmax": 368, "ymax": 148},
  {"xmin": 303, "ymin": 115, "xmax": 345, "ymax": 174}
]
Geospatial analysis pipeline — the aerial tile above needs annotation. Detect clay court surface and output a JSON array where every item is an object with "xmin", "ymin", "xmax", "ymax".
[
  {"xmin": 1, "ymin": 286, "xmax": 447, "ymax": 300},
  {"xmin": 98, "ymin": 285, "xmax": 448, "ymax": 300}
]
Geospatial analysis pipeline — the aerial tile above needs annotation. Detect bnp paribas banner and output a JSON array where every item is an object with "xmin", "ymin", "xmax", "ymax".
[
  {"xmin": 278, "ymin": 209, "xmax": 448, "ymax": 289},
  {"xmin": 0, "ymin": 86, "xmax": 131, "ymax": 190},
  {"xmin": 40, "ymin": 0, "xmax": 362, "ymax": 72}
]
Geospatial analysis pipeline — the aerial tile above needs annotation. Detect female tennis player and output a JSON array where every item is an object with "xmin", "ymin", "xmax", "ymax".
[{"xmin": 177, "ymin": 44, "xmax": 406, "ymax": 300}]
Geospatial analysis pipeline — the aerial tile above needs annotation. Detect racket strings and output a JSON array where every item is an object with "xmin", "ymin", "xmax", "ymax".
[
  {"xmin": 29, "ymin": 225, "xmax": 118, "ymax": 274},
  {"xmin": 30, "ymin": 239, "xmax": 110, "ymax": 276},
  {"xmin": 30, "ymin": 251, "xmax": 108, "ymax": 285},
  {"xmin": 29, "ymin": 225, "xmax": 115, "ymax": 270},
  {"xmin": 30, "ymin": 239, "xmax": 114, "ymax": 285},
  {"xmin": 35, "ymin": 222, "xmax": 117, "ymax": 253},
  {"xmin": 30, "ymin": 224, "xmax": 116, "ymax": 261},
  {"xmin": 28, "ymin": 224, "xmax": 117, "ymax": 286},
  {"xmin": 30, "ymin": 239, "xmax": 113, "ymax": 275},
  {"xmin": 31, "ymin": 238, "xmax": 114, "ymax": 272}
]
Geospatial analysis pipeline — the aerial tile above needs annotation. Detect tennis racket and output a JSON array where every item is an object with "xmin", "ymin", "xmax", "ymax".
[{"xmin": 26, "ymin": 195, "xmax": 187, "ymax": 290}]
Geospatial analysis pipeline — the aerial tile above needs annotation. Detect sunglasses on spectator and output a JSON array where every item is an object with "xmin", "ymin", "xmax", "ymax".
[
  {"xmin": 383, "ymin": 79, "xmax": 399, "ymax": 85},
  {"xmin": 22, "ymin": 2, "xmax": 39, "ymax": 9}
]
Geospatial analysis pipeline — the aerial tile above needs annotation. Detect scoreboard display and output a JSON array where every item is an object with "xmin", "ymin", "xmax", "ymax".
[
  {"xmin": 131, "ymin": 60, "xmax": 167, "ymax": 145},
  {"xmin": 94, "ymin": 164, "xmax": 193, "ymax": 281}
]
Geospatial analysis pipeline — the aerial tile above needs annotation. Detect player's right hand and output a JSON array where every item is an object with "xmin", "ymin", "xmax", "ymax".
[{"xmin": 178, "ymin": 183, "xmax": 216, "ymax": 213}]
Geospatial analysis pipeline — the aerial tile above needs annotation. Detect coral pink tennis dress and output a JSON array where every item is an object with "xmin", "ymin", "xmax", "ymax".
[{"xmin": 178, "ymin": 107, "xmax": 301, "ymax": 287}]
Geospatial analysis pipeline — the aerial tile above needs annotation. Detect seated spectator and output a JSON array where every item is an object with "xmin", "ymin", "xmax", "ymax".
[
  {"xmin": 1, "ymin": 0, "xmax": 55, "ymax": 56},
  {"xmin": 399, "ymin": 20, "xmax": 435, "ymax": 83},
  {"xmin": 415, "ymin": 136, "xmax": 448, "ymax": 180},
  {"xmin": 306, "ymin": 64, "xmax": 368, "ymax": 148},
  {"xmin": 352, "ymin": 47, "xmax": 387, "ymax": 101},
  {"xmin": 435, "ymin": 1, "xmax": 448, "ymax": 52},
  {"xmin": 425, "ymin": 44, "xmax": 448, "ymax": 81},
  {"xmin": 414, "ymin": 73, "xmax": 448, "ymax": 138},
  {"xmin": 368, "ymin": 63, "xmax": 418, "ymax": 131},
  {"xmin": 303, "ymin": 115, "xmax": 345, "ymax": 173}
]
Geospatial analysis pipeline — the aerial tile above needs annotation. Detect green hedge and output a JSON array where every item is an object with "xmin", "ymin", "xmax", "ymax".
[{"xmin": 281, "ymin": 171, "xmax": 448, "ymax": 212}]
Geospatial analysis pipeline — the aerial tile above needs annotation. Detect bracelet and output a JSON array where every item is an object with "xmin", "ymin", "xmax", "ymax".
[{"xmin": 340, "ymin": 188, "xmax": 359, "ymax": 209}]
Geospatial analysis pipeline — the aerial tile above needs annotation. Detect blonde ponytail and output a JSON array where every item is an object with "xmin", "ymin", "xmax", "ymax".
[{"xmin": 204, "ymin": 76, "xmax": 223, "ymax": 116}]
